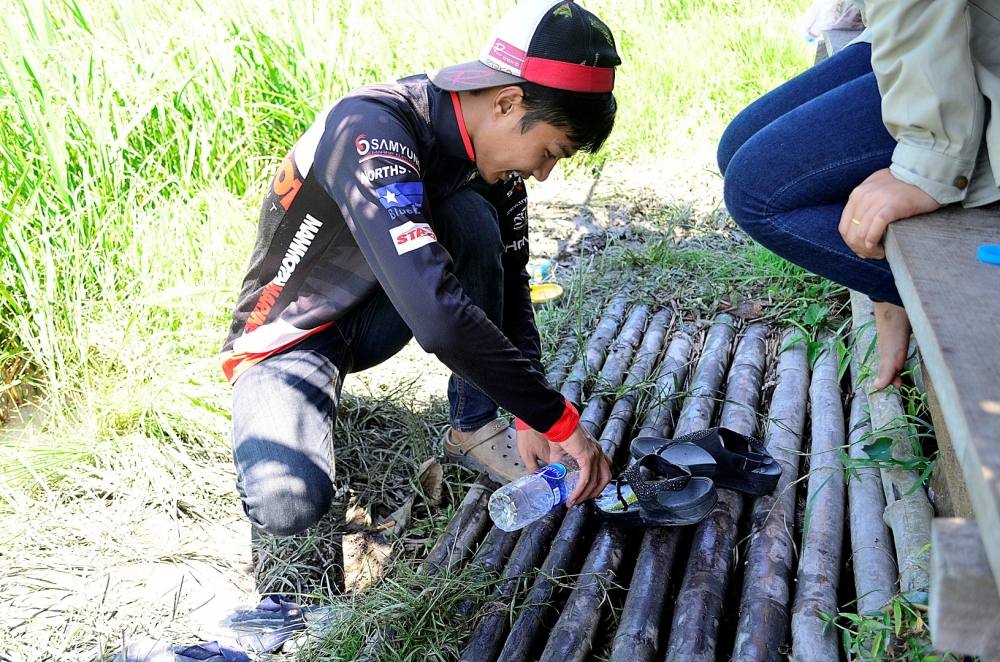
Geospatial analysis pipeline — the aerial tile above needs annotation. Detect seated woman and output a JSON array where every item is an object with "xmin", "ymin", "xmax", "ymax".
[{"xmin": 719, "ymin": 0, "xmax": 999, "ymax": 388}]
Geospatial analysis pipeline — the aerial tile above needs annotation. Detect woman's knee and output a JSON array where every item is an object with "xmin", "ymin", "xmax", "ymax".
[{"xmin": 721, "ymin": 141, "xmax": 772, "ymax": 234}]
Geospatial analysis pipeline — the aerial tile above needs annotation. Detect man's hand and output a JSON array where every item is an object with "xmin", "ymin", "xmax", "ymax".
[
  {"xmin": 552, "ymin": 424, "xmax": 612, "ymax": 508},
  {"xmin": 839, "ymin": 168, "xmax": 941, "ymax": 259},
  {"xmin": 516, "ymin": 427, "xmax": 551, "ymax": 471}
]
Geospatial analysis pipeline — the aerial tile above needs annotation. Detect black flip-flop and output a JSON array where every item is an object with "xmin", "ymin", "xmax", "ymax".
[
  {"xmin": 594, "ymin": 453, "xmax": 717, "ymax": 527},
  {"xmin": 629, "ymin": 427, "xmax": 780, "ymax": 496}
]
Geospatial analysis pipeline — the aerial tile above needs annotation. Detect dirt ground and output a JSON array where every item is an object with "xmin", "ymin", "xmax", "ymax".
[{"xmin": 0, "ymin": 152, "xmax": 727, "ymax": 659}]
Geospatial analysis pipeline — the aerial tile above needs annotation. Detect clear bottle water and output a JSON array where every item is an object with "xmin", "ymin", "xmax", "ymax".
[{"xmin": 488, "ymin": 462, "xmax": 633, "ymax": 531}]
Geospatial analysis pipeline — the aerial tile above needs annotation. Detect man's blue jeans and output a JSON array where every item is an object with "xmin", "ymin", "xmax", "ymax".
[
  {"xmin": 232, "ymin": 187, "xmax": 504, "ymax": 536},
  {"xmin": 719, "ymin": 42, "xmax": 904, "ymax": 306}
]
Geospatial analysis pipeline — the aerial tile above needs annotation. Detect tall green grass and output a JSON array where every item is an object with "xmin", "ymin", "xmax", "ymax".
[{"xmin": 0, "ymin": 0, "xmax": 811, "ymax": 485}]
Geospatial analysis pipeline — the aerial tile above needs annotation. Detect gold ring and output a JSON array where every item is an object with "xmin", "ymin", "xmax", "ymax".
[{"xmin": 850, "ymin": 218, "xmax": 861, "ymax": 225}]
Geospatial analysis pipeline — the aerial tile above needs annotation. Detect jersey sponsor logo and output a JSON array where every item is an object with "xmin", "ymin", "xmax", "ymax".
[
  {"xmin": 511, "ymin": 208, "xmax": 528, "ymax": 231},
  {"xmin": 505, "ymin": 235, "xmax": 528, "ymax": 253},
  {"xmin": 246, "ymin": 213, "xmax": 324, "ymax": 332},
  {"xmin": 271, "ymin": 153, "xmax": 303, "ymax": 211},
  {"xmin": 355, "ymin": 134, "xmax": 421, "ymax": 171},
  {"xmin": 355, "ymin": 134, "xmax": 371, "ymax": 156},
  {"xmin": 390, "ymin": 221, "xmax": 437, "ymax": 255},
  {"xmin": 363, "ymin": 162, "xmax": 412, "ymax": 182},
  {"xmin": 375, "ymin": 182, "xmax": 424, "ymax": 220}
]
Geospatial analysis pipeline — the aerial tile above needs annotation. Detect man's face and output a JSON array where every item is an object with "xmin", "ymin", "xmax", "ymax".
[{"xmin": 472, "ymin": 89, "xmax": 577, "ymax": 185}]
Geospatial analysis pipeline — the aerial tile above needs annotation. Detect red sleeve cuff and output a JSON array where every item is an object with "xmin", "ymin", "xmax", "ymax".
[
  {"xmin": 514, "ymin": 417, "xmax": 530, "ymax": 431},
  {"xmin": 543, "ymin": 398, "xmax": 579, "ymax": 443}
]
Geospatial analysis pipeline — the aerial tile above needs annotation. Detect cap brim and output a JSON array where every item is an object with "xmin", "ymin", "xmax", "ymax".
[{"xmin": 429, "ymin": 61, "xmax": 526, "ymax": 91}]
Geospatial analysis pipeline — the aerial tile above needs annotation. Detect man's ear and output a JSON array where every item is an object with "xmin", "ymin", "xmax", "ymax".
[{"xmin": 493, "ymin": 86, "xmax": 525, "ymax": 119}]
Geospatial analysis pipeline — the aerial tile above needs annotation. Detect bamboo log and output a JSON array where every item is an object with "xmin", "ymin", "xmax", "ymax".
[
  {"xmin": 610, "ymin": 316, "xmax": 738, "ymax": 662},
  {"xmin": 545, "ymin": 335, "xmax": 581, "ymax": 389},
  {"xmin": 845, "ymin": 389, "xmax": 898, "ymax": 615},
  {"xmin": 563, "ymin": 294, "xmax": 630, "ymax": 406},
  {"xmin": 496, "ymin": 306, "xmax": 652, "ymax": 661},
  {"xmin": 419, "ymin": 474, "xmax": 497, "ymax": 576},
  {"xmin": 461, "ymin": 303, "xmax": 648, "ymax": 661},
  {"xmin": 460, "ymin": 508, "xmax": 563, "ymax": 661},
  {"xmin": 791, "ymin": 341, "xmax": 847, "ymax": 662},
  {"xmin": 607, "ymin": 329, "xmax": 695, "ymax": 662},
  {"xmin": 665, "ymin": 323, "xmax": 769, "ymax": 661},
  {"xmin": 850, "ymin": 292, "xmax": 932, "ymax": 597},
  {"xmin": 731, "ymin": 330, "xmax": 811, "ymax": 661},
  {"xmin": 536, "ymin": 310, "xmax": 673, "ymax": 662},
  {"xmin": 455, "ymin": 526, "xmax": 522, "ymax": 618}
]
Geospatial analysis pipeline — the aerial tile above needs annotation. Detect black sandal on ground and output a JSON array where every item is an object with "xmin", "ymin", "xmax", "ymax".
[
  {"xmin": 629, "ymin": 427, "xmax": 781, "ymax": 496},
  {"xmin": 594, "ymin": 453, "xmax": 717, "ymax": 527}
]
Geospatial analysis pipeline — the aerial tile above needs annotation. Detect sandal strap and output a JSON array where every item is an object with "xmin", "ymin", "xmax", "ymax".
[
  {"xmin": 719, "ymin": 428, "xmax": 773, "ymax": 471},
  {"xmin": 620, "ymin": 455, "xmax": 691, "ymax": 502},
  {"xmin": 447, "ymin": 418, "xmax": 509, "ymax": 454}
]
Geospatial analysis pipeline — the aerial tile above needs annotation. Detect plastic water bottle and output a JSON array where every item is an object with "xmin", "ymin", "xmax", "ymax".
[{"xmin": 488, "ymin": 462, "xmax": 632, "ymax": 531}]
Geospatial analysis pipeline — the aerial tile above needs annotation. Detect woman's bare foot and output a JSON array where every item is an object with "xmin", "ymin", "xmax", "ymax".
[{"xmin": 873, "ymin": 301, "xmax": 911, "ymax": 389}]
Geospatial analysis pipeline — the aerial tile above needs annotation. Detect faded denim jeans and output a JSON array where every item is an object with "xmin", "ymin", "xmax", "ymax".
[
  {"xmin": 231, "ymin": 187, "xmax": 504, "ymax": 535},
  {"xmin": 719, "ymin": 42, "xmax": 904, "ymax": 305}
]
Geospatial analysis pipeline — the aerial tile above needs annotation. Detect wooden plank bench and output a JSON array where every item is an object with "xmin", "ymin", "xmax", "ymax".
[{"xmin": 886, "ymin": 209, "xmax": 1000, "ymax": 657}]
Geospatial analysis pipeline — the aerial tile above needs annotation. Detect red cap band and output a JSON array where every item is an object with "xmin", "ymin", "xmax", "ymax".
[{"xmin": 520, "ymin": 57, "xmax": 615, "ymax": 93}]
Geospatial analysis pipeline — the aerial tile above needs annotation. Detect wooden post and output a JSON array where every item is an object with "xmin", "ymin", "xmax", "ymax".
[
  {"xmin": 851, "ymin": 292, "xmax": 932, "ymax": 598},
  {"xmin": 791, "ymin": 340, "xmax": 846, "ymax": 661},
  {"xmin": 665, "ymin": 323, "xmax": 769, "ymax": 661},
  {"xmin": 731, "ymin": 330, "xmax": 810, "ymax": 661},
  {"xmin": 610, "ymin": 315, "xmax": 738, "ymax": 662},
  {"xmin": 930, "ymin": 518, "xmax": 1000, "ymax": 658},
  {"xmin": 844, "ymin": 385, "xmax": 898, "ymax": 615}
]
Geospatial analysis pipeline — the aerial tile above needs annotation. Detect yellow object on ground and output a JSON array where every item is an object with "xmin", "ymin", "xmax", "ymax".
[{"xmin": 530, "ymin": 282, "xmax": 563, "ymax": 305}]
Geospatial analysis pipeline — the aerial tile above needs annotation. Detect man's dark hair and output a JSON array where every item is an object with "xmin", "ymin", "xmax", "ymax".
[{"xmin": 517, "ymin": 82, "xmax": 617, "ymax": 153}]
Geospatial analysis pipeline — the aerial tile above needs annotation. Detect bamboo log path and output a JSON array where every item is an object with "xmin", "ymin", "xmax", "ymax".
[{"xmin": 422, "ymin": 298, "xmax": 924, "ymax": 659}]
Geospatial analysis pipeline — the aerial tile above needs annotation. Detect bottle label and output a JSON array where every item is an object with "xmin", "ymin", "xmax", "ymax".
[{"xmin": 536, "ymin": 463, "xmax": 567, "ymax": 503}]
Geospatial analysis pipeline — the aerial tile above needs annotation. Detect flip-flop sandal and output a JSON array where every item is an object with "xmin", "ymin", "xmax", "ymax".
[
  {"xmin": 629, "ymin": 427, "xmax": 780, "ymax": 496},
  {"xmin": 115, "ymin": 637, "xmax": 250, "ymax": 662},
  {"xmin": 221, "ymin": 595, "xmax": 306, "ymax": 652},
  {"xmin": 442, "ymin": 418, "xmax": 526, "ymax": 484},
  {"xmin": 594, "ymin": 453, "xmax": 717, "ymax": 527}
]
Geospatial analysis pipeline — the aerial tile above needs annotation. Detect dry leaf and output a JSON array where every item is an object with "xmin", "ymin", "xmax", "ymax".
[{"xmin": 416, "ymin": 457, "xmax": 443, "ymax": 506}]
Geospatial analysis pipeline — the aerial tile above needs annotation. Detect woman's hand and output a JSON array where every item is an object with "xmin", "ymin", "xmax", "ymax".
[{"xmin": 839, "ymin": 168, "xmax": 941, "ymax": 259}]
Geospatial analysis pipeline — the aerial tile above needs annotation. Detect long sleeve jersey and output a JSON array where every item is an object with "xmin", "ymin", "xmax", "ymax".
[{"xmin": 222, "ymin": 75, "xmax": 578, "ymax": 440}]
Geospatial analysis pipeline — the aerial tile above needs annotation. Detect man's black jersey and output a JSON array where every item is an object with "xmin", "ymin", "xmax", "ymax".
[{"xmin": 222, "ymin": 75, "xmax": 578, "ymax": 438}]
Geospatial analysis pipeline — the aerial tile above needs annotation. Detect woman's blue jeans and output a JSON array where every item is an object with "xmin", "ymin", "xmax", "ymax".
[
  {"xmin": 719, "ymin": 42, "xmax": 903, "ymax": 306},
  {"xmin": 231, "ymin": 187, "xmax": 505, "ymax": 536}
]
